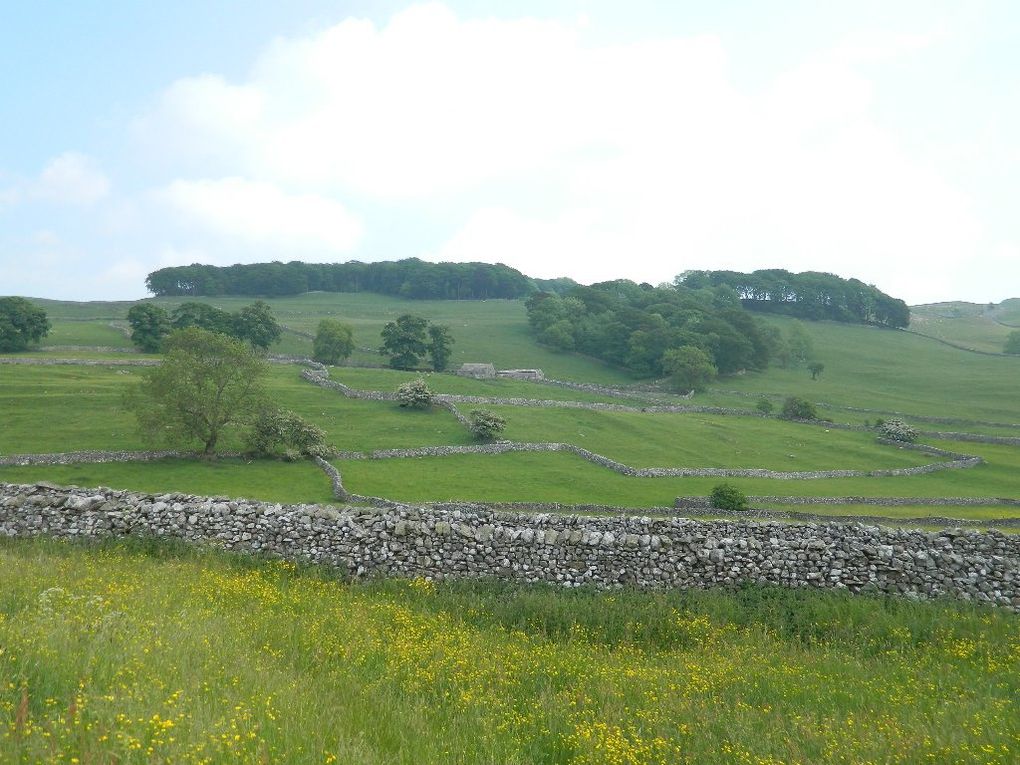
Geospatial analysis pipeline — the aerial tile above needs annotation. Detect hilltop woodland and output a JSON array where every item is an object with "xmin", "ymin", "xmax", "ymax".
[{"xmin": 524, "ymin": 271, "xmax": 907, "ymax": 386}]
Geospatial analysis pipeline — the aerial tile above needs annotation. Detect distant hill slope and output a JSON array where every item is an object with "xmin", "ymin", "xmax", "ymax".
[{"xmin": 909, "ymin": 298, "xmax": 1020, "ymax": 354}]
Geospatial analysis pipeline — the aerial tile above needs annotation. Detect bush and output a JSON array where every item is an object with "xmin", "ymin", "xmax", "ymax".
[
  {"xmin": 780, "ymin": 396, "xmax": 818, "ymax": 420},
  {"xmin": 246, "ymin": 408, "xmax": 336, "ymax": 460},
  {"xmin": 755, "ymin": 398, "xmax": 774, "ymax": 415},
  {"xmin": 879, "ymin": 418, "xmax": 917, "ymax": 443},
  {"xmin": 396, "ymin": 377, "xmax": 434, "ymax": 409},
  {"xmin": 469, "ymin": 409, "xmax": 507, "ymax": 440},
  {"xmin": 710, "ymin": 483, "xmax": 749, "ymax": 511}
]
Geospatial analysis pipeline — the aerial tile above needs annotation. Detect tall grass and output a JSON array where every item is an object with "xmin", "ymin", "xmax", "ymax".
[{"xmin": 0, "ymin": 537, "xmax": 1016, "ymax": 764}]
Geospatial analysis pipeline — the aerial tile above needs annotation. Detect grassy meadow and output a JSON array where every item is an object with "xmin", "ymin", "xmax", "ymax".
[{"xmin": 1, "ymin": 537, "xmax": 1017, "ymax": 765}]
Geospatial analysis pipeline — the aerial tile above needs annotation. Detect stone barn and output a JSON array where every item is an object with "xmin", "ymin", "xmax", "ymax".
[{"xmin": 457, "ymin": 362, "xmax": 497, "ymax": 379}]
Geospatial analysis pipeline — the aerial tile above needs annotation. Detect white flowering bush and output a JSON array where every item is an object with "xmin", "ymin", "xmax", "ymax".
[
  {"xmin": 396, "ymin": 377, "xmax": 434, "ymax": 409},
  {"xmin": 879, "ymin": 418, "xmax": 918, "ymax": 443}
]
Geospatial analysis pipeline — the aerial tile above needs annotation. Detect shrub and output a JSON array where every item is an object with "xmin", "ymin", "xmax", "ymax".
[
  {"xmin": 246, "ymin": 408, "xmax": 336, "ymax": 460},
  {"xmin": 710, "ymin": 483, "xmax": 749, "ymax": 511},
  {"xmin": 879, "ymin": 418, "xmax": 918, "ymax": 443},
  {"xmin": 396, "ymin": 377, "xmax": 434, "ymax": 409},
  {"xmin": 469, "ymin": 409, "xmax": 507, "ymax": 440},
  {"xmin": 755, "ymin": 398, "xmax": 774, "ymax": 415},
  {"xmin": 780, "ymin": 396, "xmax": 818, "ymax": 420}
]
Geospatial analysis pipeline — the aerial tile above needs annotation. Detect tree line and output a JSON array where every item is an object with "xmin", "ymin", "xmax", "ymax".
[
  {"xmin": 526, "ymin": 280, "xmax": 820, "ymax": 390},
  {"xmin": 145, "ymin": 258, "xmax": 548, "ymax": 300},
  {"xmin": 677, "ymin": 269, "xmax": 910, "ymax": 327},
  {"xmin": 126, "ymin": 301, "xmax": 283, "ymax": 352}
]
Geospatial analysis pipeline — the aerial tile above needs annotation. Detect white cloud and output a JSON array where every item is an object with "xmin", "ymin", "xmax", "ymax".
[
  {"xmin": 34, "ymin": 152, "xmax": 110, "ymax": 205},
  {"xmin": 129, "ymin": 4, "xmax": 986, "ymax": 303},
  {"xmin": 157, "ymin": 177, "xmax": 362, "ymax": 254}
]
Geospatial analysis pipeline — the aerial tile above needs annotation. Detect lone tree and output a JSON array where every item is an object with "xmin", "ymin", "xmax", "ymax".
[
  {"xmin": 661, "ymin": 346, "xmax": 717, "ymax": 393},
  {"xmin": 807, "ymin": 361, "xmax": 825, "ymax": 380},
  {"xmin": 246, "ymin": 407, "xmax": 336, "ymax": 461},
  {"xmin": 0, "ymin": 297, "xmax": 50, "ymax": 352},
  {"xmin": 1005, "ymin": 331, "xmax": 1020, "ymax": 355},
  {"xmin": 381, "ymin": 314, "xmax": 430, "ymax": 369},
  {"xmin": 125, "ymin": 328, "xmax": 268, "ymax": 458},
  {"xmin": 312, "ymin": 319, "xmax": 355, "ymax": 365},
  {"xmin": 428, "ymin": 324, "xmax": 455, "ymax": 371},
  {"xmin": 468, "ymin": 409, "xmax": 506, "ymax": 440},
  {"xmin": 233, "ymin": 300, "xmax": 282, "ymax": 351},
  {"xmin": 126, "ymin": 304, "xmax": 171, "ymax": 352}
]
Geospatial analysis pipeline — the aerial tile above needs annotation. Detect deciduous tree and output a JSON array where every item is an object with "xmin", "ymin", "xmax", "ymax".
[
  {"xmin": 126, "ymin": 304, "xmax": 171, "ymax": 353},
  {"xmin": 0, "ymin": 297, "xmax": 50, "ymax": 352},
  {"xmin": 312, "ymin": 319, "xmax": 355, "ymax": 365},
  {"xmin": 381, "ymin": 314, "xmax": 429, "ymax": 369},
  {"xmin": 125, "ymin": 328, "xmax": 268, "ymax": 458}
]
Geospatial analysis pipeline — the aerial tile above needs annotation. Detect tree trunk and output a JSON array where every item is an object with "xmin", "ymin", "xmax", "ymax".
[{"xmin": 202, "ymin": 433, "xmax": 218, "ymax": 460}]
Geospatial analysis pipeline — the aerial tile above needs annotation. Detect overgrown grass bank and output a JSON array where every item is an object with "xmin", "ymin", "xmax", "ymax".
[{"xmin": 0, "ymin": 537, "xmax": 1016, "ymax": 764}]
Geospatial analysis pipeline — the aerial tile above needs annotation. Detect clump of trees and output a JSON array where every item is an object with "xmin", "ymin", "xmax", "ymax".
[
  {"xmin": 126, "ymin": 301, "xmax": 283, "ymax": 353},
  {"xmin": 677, "ymin": 269, "xmax": 910, "ymax": 327},
  {"xmin": 313, "ymin": 319, "xmax": 355, "ymax": 365},
  {"xmin": 396, "ymin": 377, "xmax": 434, "ymax": 409},
  {"xmin": 0, "ymin": 297, "xmax": 50, "ymax": 351},
  {"xmin": 125, "ymin": 328, "xmax": 268, "ymax": 458},
  {"xmin": 807, "ymin": 362, "xmax": 825, "ymax": 380},
  {"xmin": 469, "ymin": 410, "xmax": 506, "ymax": 440},
  {"xmin": 246, "ymin": 408, "xmax": 336, "ymax": 460},
  {"xmin": 879, "ymin": 418, "xmax": 918, "ymax": 443},
  {"xmin": 381, "ymin": 315, "xmax": 454, "ymax": 370},
  {"xmin": 525, "ymin": 281, "xmax": 775, "ymax": 380},
  {"xmin": 780, "ymin": 396, "xmax": 818, "ymax": 421},
  {"xmin": 145, "ymin": 258, "xmax": 538, "ymax": 300}
]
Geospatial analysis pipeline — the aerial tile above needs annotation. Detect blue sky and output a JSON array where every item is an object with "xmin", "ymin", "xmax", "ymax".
[{"xmin": 2, "ymin": 1, "xmax": 1018, "ymax": 302}]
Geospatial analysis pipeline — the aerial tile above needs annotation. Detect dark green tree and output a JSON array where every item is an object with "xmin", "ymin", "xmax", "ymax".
[
  {"xmin": 233, "ymin": 300, "xmax": 282, "ymax": 350},
  {"xmin": 808, "ymin": 361, "xmax": 825, "ymax": 380},
  {"xmin": 125, "ymin": 328, "xmax": 268, "ymax": 458},
  {"xmin": 170, "ymin": 302, "xmax": 234, "ymax": 335},
  {"xmin": 661, "ymin": 346, "xmax": 717, "ymax": 393},
  {"xmin": 312, "ymin": 319, "xmax": 355, "ymax": 365},
  {"xmin": 126, "ymin": 304, "xmax": 171, "ymax": 353},
  {"xmin": 427, "ymin": 324, "xmax": 455, "ymax": 371},
  {"xmin": 710, "ymin": 483, "xmax": 749, "ymax": 511},
  {"xmin": 780, "ymin": 396, "xmax": 818, "ymax": 420},
  {"xmin": 1004, "ymin": 331, "xmax": 1020, "ymax": 355},
  {"xmin": 0, "ymin": 297, "xmax": 50, "ymax": 352},
  {"xmin": 381, "ymin": 314, "xmax": 429, "ymax": 369}
]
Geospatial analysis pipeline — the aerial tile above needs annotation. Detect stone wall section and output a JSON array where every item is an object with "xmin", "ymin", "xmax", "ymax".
[{"xmin": 2, "ymin": 482, "xmax": 1017, "ymax": 611}]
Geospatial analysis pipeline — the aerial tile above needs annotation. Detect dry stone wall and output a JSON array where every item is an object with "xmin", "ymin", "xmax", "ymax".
[{"xmin": 2, "ymin": 482, "xmax": 1017, "ymax": 611}]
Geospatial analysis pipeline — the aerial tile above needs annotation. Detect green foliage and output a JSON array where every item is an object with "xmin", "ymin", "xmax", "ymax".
[
  {"xmin": 233, "ymin": 300, "xmax": 282, "ymax": 350},
  {"xmin": 780, "ymin": 396, "xmax": 818, "ymax": 420},
  {"xmin": 312, "ymin": 319, "xmax": 355, "ymax": 365},
  {"xmin": 469, "ymin": 409, "xmax": 507, "ymax": 440},
  {"xmin": 126, "ymin": 303, "xmax": 171, "ymax": 352},
  {"xmin": 125, "ymin": 328, "xmax": 268, "ymax": 457},
  {"xmin": 755, "ymin": 398, "xmax": 774, "ymax": 415},
  {"xmin": 0, "ymin": 296, "xmax": 50, "ymax": 351},
  {"xmin": 246, "ymin": 408, "xmax": 336, "ymax": 460},
  {"xmin": 709, "ymin": 483, "xmax": 749, "ymax": 511},
  {"xmin": 808, "ymin": 361, "xmax": 825, "ymax": 380},
  {"xmin": 677, "ymin": 269, "xmax": 911, "ymax": 327},
  {"xmin": 428, "ymin": 324, "xmax": 455, "ymax": 371},
  {"xmin": 170, "ymin": 300, "xmax": 281, "ymax": 350},
  {"xmin": 661, "ymin": 346, "xmax": 717, "ymax": 392},
  {"xmin": 1004, "ymin": 330, "xmax": 1020, "ymax": 355},
  {"xmin": 145, "ymin": 257, "xmax": 537, "ymax": 299},
  {"xmin": 396, "ymin": 377, "xmax": 434, "ymax": 409},
  {"xmin": 525, "ymin": 283, "xmax": 772, "ymax": 378},
  {"xmin": 381, "ymin": 314, "xmax": 429, "ymax": 369},
  {"xmin": 879, "ymin": 418, "xmax": 918, "ymax": 443}
]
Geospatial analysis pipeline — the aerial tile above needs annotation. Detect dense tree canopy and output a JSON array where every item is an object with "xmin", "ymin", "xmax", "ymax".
[
  {"xmin": 312, "ymin": 319, "xmax": 355, "ymax": 365},
  {"xmin": 676, "ymin": 269, "xmax": 910, "ymax": 327},
  {"xmin": 125, "ymin": 328, "xmax": 268, "ymax": 457},
  {"xmin": 525, "ymin": 281, "xmax": 776, "ymax": 379},
  {"xmin": 0, "ymin": 297, "xmax": 50, "ymax": 352},
  {"xmin": 126, "ymin": 304, "xmax": 171, "ymax": 353},
  {"xmin": 381, "ymin": 315, "xmax": 430, "ymax": 369},
  {"xmin": 146, "ymin": 258, "xmax": 542, "ymax": 300},
  {"xmin": 159, "ymin": 301, "xmax": 283, "ymax": 351}
]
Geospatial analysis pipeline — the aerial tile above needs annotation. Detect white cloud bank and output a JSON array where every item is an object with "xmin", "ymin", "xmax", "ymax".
[{"xmin": 115, "ymin": 3, "xmax": 1006, "ymax": 302}]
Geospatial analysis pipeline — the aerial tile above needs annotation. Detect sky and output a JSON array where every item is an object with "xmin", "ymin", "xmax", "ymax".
[{"xmin": 1, "ymin": 1, "xmax": 1018, "ymax": 304}]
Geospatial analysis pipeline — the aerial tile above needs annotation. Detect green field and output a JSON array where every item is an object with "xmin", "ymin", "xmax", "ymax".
[{"xmin": 0, "ymin": 537, "xmax": 1016, "ymax": 765}]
